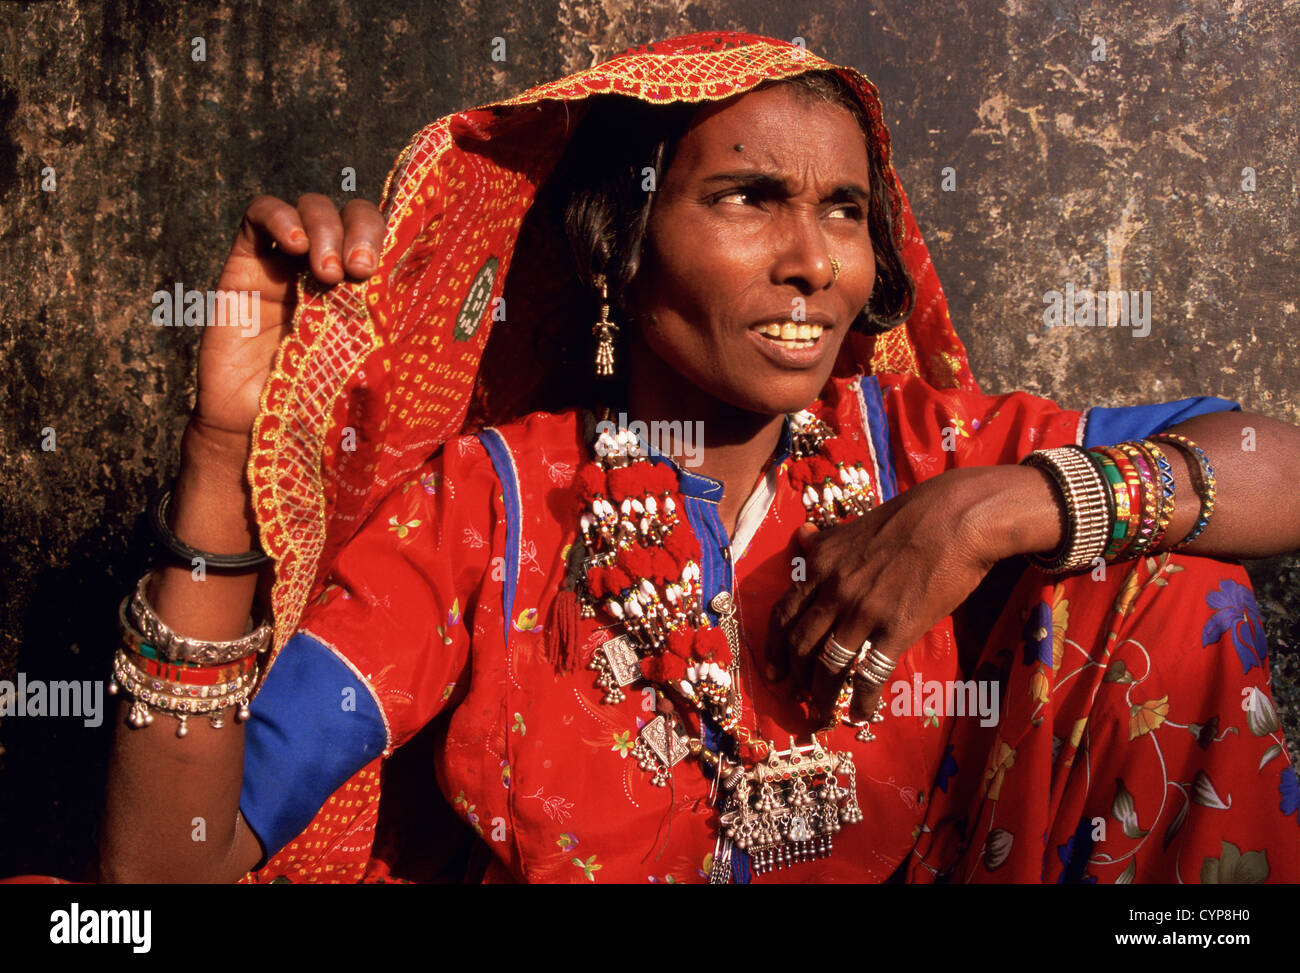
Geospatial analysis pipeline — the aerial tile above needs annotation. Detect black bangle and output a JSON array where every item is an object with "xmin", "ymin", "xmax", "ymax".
[{"xmin": 151, "ymin": 482, "xmax": 271, "ymax": 571}]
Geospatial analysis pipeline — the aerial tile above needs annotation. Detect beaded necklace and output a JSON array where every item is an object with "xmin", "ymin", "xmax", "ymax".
[{"xmin": 572, "ymin": 401, "xmax": 879, "ymax": 878}]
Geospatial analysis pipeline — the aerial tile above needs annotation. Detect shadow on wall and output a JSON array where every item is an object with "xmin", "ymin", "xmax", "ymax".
[{"xmin": 0, "ymin": 510, "xmax": 159, "ymax": 880}]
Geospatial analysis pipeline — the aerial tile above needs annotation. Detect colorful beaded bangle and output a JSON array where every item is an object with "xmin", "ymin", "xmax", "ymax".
[
  {"xmin": 113, "ymin": 649, "xmax": 257, "ymax": 701},
  {"xmin": 1090, "ymin": 445, "xmax": 1143, "ymax": 560},
  {"xmin": 1133, "ymin": 438, "xmax": 1177, "ymax": 550},
  {"xmin": 1084, "ymin": 448, "xmax": 1129, "ymax": 560},
  {"xmin": 123, "ymin": 646, "xmax": 257, "ymax": 685},
  {"xmin": 1148, "ymin": 432, "xmax": 1218, "ymax": 548},
  {"xmin": 1115, "ymin": 442, "xmax": 1161, "ymax": 558}
]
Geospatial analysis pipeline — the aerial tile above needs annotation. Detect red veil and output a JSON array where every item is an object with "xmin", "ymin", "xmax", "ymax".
[{"xmin": 247, "ymin": 31, "xmax": 977, "ymax": 662}]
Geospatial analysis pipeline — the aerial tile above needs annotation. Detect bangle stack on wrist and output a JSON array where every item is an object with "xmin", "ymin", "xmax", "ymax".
[
  {"xmin": 1018, "ymin": 433, "xmax": 1218, "ymax": 574},
  {"xmin": 109, "ymin": 477, "xmax": 274, "ymax": 736}
]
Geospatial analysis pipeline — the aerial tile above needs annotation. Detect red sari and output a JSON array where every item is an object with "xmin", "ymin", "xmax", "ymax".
[{"xmin": 231, "ymin": 32, "xmax": 1299, "ymax": 883}]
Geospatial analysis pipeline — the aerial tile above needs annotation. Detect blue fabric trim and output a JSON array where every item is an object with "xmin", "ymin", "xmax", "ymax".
[
  {"xmin": 731, "ymin": 844, "xmax": 753, "ymax": 884},
  {"xmin": 239, "ymin": 632, "xmax": 387, "ymax": 863},
  {"xmin": 1082, "ymin": 396, "xmax": 1240, "ymax": 449},
  {"xmin": 862, "ymin": 377, "xmax": 898, "ymax": 502},
  {"xmin": 688, "ymin": 502, "xmax": 752, "ymax": 883},
  {"xmin": 682, "ymin": 495, "xmax": 726, "ymax": 625},
  {"xmin": 477, "ymin": 429, "xmax": 521, "ymax": 647},
  {"xmin": 678, "ymin": 467, "xmax": 724, "ymax": 503}
]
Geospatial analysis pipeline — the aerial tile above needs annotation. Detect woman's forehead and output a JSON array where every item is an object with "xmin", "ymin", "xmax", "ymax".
[{"xmin": 671, "ymin": 87, "xmax": 870, "ymax": 179}]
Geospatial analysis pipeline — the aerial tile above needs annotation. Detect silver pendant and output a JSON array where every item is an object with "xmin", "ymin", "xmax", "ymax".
[
  {"xmin": 588, "ymin": 632, "xmax": 642, "ymax": 704},
  {"xmin": 630, "ymin": 714, "xmax": 690, "ymax": 786},
  {"xmin": 717, "ymin": 738, "xmax": 862, "ymax": 876}
]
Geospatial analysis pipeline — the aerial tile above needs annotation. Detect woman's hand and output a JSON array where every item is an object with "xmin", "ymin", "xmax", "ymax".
[
  {"xmin": 768, "ymin": 465, "xmax": 1059, "ymax": 727},
  {"xmin": 190, "ymin": 194, "xmax": 385, "ymax": 452}
]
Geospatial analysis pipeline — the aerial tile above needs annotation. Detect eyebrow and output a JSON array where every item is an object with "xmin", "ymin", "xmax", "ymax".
[{"xmin": 700, "ymin": 170, "xmax": 870, "ymax": 204}]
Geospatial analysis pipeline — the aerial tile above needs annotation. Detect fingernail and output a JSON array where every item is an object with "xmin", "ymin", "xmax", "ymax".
[
  {"xmin": 348, "ymin": 243, "xmax": 375, "ymax": 271},
  {"xmin": 288, "ymin": 229, "xmax": 307, "ymax": 245},
  {"xmin": 321, "ymin": 250, "xmax": 341, "ymax": 273}
]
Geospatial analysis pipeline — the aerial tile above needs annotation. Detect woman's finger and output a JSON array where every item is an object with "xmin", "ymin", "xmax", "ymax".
[
  {"xmin": 295, "ymin": 192, "xmax": 346, "ymax": 284},
  {"xmin": 845, "ymin": 638, "xmax": 906, "ymax": 727},
  {"xmin": 237, "ymin": 195, "xmax": 310, "ymax": 260},
  {"xmin": 808, "ymin": 621, "xmax": 877, "ymax": 725},
  {"xmin": 785, "ymin": 584, "xmax": 842, "ymax": 692},
  {"xmin": 766, "ymin": 524, "xmax": 823, "ymax": 679},
  {"xmin": 340, "ymin": 199, "xmax": 385, "ymax": 278}
]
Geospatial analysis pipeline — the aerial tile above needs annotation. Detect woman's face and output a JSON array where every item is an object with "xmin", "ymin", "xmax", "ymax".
[{"xmin": 626, "ymin": 83, "xmax": 877, "ymax": 417}]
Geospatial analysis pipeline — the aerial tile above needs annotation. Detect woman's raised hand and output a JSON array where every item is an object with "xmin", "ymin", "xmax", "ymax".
[
  {"xmin": 768, "ymin": 465, "xmax": 1043, "ymax": 727},
  {"xmin": 190, "ymin": 194, "xmax": 385, "ymax": 451}
]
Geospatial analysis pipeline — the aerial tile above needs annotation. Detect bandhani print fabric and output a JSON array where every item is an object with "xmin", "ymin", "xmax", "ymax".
[{"xmin": 232, "ymin": 31, "xmax": 1299, "ymax": 883}]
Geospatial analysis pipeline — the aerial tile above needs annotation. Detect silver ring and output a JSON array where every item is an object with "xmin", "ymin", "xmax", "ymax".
[
  {"xmin": 818, "ymin": 634, "xmax": 858, "ymax": 674},
  {"xmin": 853, "ymin": 647, "xmax": 897, "ymax": 691}
]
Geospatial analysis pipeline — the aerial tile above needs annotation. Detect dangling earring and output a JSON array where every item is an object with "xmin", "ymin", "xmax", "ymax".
[{"xmin": 592, "ymin": 272, "xmax": 619, "ymax": 377}]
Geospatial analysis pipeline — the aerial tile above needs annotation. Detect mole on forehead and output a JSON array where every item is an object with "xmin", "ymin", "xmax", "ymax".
[{"xmin": 733, "ymin": 143, "xmax": 744, "ymax": 151}]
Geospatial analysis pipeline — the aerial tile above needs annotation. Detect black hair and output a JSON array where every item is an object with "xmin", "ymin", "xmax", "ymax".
[{"xmin": 543, "ymin": 70, "xmax": 915, "ymax": 351}]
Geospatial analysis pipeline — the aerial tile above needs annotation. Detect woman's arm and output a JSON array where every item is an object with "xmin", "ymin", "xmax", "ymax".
[
  {"xmin": 770, "ymin": 406, "xmax": 1300, "ymax": 724},
  {"xmin": 999, "ymin": 410, "xmax": 1300, "ymax": 562},
  {"xmin": 98, "ymin": 426, "xmax": 266, "ymax": 883},
  {"xmin": 98, "ymin": 195, "xmax": 383, "ymax": 883}
]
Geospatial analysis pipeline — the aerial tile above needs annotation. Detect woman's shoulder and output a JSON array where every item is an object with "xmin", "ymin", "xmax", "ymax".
[{"xmin": 459, "ymin": 406, "xmax": 588, "ymax": 467}]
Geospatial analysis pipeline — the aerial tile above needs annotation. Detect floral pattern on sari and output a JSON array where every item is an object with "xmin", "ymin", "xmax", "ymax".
[{"xmin": 241, "ymin": 373, "xmax": 1298, "ymax": 884}]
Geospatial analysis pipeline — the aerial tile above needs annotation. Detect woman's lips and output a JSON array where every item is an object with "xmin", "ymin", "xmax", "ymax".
[{"xmin": 746, "ymin": 321, "xmax": 831, "ymax": 367}]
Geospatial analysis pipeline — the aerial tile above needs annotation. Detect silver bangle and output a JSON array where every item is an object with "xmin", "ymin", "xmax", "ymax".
[
  {"xmin": 109, "ymin": 649, "xmax": 255, "ymax": 737},
  {"xmin": 126, "ymin": 571, "xmax": 271, "ymax": 665}
]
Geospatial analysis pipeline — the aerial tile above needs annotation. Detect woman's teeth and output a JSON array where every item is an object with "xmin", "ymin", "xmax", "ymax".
[{"xmin": 755, "ymin": 322, "xmax": 824, "ymax": 349}]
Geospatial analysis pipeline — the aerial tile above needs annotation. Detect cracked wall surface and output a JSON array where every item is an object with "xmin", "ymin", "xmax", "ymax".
[{"xmin": 2, "ymin": 0, "xmax": 1296, "ymax": 877}]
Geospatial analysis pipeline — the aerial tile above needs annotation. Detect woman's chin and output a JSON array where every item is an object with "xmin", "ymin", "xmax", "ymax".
[{"xmin": 708, "ymin": 378, "xmax": 832, "ymax": 418}]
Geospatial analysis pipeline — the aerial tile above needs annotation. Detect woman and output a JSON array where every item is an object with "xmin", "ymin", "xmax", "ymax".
[{"xmin": 99, "ymin": 31, "xmax": 1300, "ymax": 884}]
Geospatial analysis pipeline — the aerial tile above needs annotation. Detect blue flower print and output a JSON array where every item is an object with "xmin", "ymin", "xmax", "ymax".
[
  {"xmin": 1055, "ymin": 817, "xmax": 1098, "ymax": 884},
  {"xmin": 936, "ymin": 744, "xmax": 958, "ymax": 793},
  {"xmin": 1022, "ymin": 600, "xmax": 1053, "ymax": 667},
  {"xmin": 1202, "ymin": 579, "xmax": 1268, "ymax": 675},
  {"xmin": 1280, "ymin": 767, "xmax": 1299, "ymax": 827}
]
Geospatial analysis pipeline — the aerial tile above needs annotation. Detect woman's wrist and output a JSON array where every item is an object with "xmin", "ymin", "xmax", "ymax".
[
  {"xmin": 181, "ymin": 418, "xmax": 254, "ymax": 482},
  {"xmin": 987, "ymin": 464, "xmax": 1067, "ymax": 561}
]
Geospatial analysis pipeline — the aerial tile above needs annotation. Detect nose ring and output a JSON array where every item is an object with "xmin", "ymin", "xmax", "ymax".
[{"xmin": 829, "ymin": 255, "xmax": 841, "ymax": 281}]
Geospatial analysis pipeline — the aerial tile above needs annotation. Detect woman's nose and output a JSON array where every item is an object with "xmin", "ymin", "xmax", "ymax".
[{"xmin": 770, "ymin": 215, "xmax": 836, "ymax": 292}]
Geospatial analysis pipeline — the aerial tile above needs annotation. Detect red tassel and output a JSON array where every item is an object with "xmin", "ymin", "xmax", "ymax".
[
  {"xmin": 660, "ymin": 654, "xmax": 687, "ymax": 683},
  {"xmin": 646, "ymin": 464, "xmax": 677, "ymax": 493},
  {"xmin": 576, "ymin": 465, "xmax": 607, "ymax": 502},
  {"xmin": 663, "ymin": 526, "xmax": 699, "ymax": 563},
  {"xmin": 666, "ymin": 628, "xmax": 695, "ymax": 659},
  {"xmin": 545, "ymin": 589, "xmax": 582, "ymax": 673}
]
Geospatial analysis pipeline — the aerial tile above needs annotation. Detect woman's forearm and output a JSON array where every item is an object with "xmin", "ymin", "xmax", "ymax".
[
  {"xmin": 98, "ymin": 423, "xmax": 266, "ymax": 883},
  {"xmin": 1153, "ymin": 410, "xmax": 1300, "ymax": 558},
  {"xmin": 1004, "ymin": 410, "xmax": 1300, "ymax": 563}
]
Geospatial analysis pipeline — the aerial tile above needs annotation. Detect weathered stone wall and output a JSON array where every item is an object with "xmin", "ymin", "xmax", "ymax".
[{"xmin": 2, "ymin": 0, "xmax": 1296, "ymax": 878}]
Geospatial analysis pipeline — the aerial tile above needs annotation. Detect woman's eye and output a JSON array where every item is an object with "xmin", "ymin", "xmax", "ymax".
[
  {"xmin": 827, "ymin": 204, "xmax": 864, "ymax": 220},
  {"xmin": 716, "ymin": 190, "xmax": 755, "ymax": 206}
]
